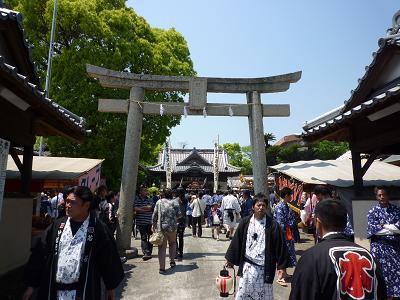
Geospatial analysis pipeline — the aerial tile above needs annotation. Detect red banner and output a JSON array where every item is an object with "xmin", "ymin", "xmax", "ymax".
[{"xmin": 275, "ymin": 174, "xmax": 303, "ymax": 207}]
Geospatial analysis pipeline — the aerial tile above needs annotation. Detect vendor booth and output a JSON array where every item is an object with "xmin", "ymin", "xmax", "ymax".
[
  {"xmin": 270, "ymin": 159, "xmax": 400, "ymax": 226},
  {"xmin": 5, "ymin": 155, "xmax": 103, "ymax": 193}
]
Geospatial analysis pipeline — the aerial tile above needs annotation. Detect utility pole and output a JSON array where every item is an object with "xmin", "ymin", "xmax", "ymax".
[{"xmin": 39, "ymin": 0, "xmax": 58, "ymax": 156}]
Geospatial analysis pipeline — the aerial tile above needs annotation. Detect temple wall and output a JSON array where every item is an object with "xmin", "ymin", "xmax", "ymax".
[{"xmin": 0, "ymin": 197, "xmax": 32, "ymax": 275}]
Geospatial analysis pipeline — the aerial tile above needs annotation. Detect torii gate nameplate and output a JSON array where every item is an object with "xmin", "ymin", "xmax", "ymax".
[
  {"xmin": 86, "ymin": 64, "xmax": 301, "ymax": 252},
  {"xmin": 189, "ymin": 78, "xmax": 207, "ymax": 110}
]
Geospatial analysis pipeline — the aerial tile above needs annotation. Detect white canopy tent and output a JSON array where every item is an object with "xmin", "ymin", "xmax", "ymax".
[
  {"xmin": 271, "ymin": 159, "xmax": 400, "ymax": 226},
  {"xmin": 271, "ymin": 159, "xmax": 400, "ymax": 187}
]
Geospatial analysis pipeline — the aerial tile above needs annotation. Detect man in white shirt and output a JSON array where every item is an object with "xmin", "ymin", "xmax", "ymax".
[
  {"xmin": 221, "ymin": 190, "xmax": 241, "ymax": 239},
  {"xmin": 50, "ymin": 191, "xmax": 63, "ymax": 219},
  {"xmin": 190, "ymin": 194, "xmax": 206, "ymax": 237}
]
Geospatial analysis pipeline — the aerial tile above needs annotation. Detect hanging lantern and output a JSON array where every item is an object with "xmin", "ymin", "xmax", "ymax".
[
  {"xmin": 216, "ymin": 265, "xmax": 236, "ymax": 297},
  {"xmin": 203, "ymin": 107, "xmax": 207, "ymax": 118},
  {"xmin": 160, "ymin": 104, "xmax": 164, "ymax": 116},
  {"xmin": 183, "ymin": 106, "xmax": 188, "ymax": 118}
]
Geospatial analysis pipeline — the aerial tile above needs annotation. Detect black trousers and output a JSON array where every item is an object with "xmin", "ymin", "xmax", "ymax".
[
  {"xmin": 138, "ymin": 224, "xmax": 153, "ymax": 255},
  {"xmin": 176, "ymin": 226, "xmax": 185, "ymax": 256},
  {"xmin": 192, "ymin": 216, "xmax": 202, "ymax": 237}
]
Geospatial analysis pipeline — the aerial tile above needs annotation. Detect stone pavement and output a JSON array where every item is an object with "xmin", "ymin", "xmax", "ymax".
[{"xmin": 116, "ymin": 227, "xmax": 314, "ymax": 300}]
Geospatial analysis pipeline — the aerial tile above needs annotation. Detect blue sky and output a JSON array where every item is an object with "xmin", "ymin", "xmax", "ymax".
[{"xmin": 127, "ymin": 1, "xmax": 398, "ymax": 149}]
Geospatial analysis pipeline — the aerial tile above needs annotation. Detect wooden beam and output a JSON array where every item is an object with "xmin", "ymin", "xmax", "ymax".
[
  {"xmin": 361, "ymin": 150, "xmax": 380, "ymax": 177},
  {"xmin": 98, "ymin": 99, "xmax": 290, "ymax": 117},
  {"xmin": 33, "ymin": 119, "xmax": 84, "ymax": 144},
  {"xmin": 0, "ymin": 99, "xmax": 35, "ymax": 146},
  {"xmin": 21, "ymin": 145, "xmax": 33, "ymax": 195},
  {"xmin": 87, "ymin": 64, "xmax": 301, "ymax": 93},
  {"xmin": 9, "ymin": 147, "xmax": 23, "ymax": 173},
  {"xmin": 351, "ymin": 150, "xmax": 363, "ymax": 195},
  {"xmin": 351, "ymin": 127, "xmax": 400, "ymax": 152}
]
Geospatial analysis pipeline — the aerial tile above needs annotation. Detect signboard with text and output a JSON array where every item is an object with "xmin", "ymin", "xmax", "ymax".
[{"xmin": 78, "ymin": 164, "xmax": 102, "ymax": 192}]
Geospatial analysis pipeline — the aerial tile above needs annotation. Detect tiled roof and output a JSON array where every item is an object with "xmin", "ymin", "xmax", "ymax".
[
  {"xmin": 303, "ymin": 11, "xmax": 400, "ymax": 138},
  {"xmin": 0, "ymin": 6, "xmax": 86, "ymax": 138},
  {"xmin": 148, "ymin": 148, "xmax": 241, "ymax": 174},
  {"xmin": 0, "ymin": 55, "xmax": 86, "ymax": 135},
  {"xmin": 274, "ymin": 134, "xmax": 302, "ymax": 146},
  {"xmin": 303, "ymin": 84, "xmax": 400, "ymax": 137},
  {"xmin": 0, "ymin": 6, "xmax": 40, "ymax": 86}
]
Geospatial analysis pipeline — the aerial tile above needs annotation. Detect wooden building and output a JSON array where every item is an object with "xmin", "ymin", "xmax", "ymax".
[
  {"xmin": 148, "ymin": 147, "xmax": 241, "ymax": 191},
  {"xmin": 0, "ymin": 4, "xmax": 86, "ymax": 276},
  {"xmin": 302, "ymin": 10, "xmax": 400, "ymax": 248}
]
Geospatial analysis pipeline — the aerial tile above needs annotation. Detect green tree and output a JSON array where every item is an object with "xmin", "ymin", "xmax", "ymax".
[
  {"xmin": 222, "ymin": 143, "xmax": 252, "ymax": 174},
  {"xmin": 313, "ymin": 140, "xmax": 349, "ymax": 160},
  {"xmin": 277, "ymin": 144, "xmax": 302, "ymax": 163},
  {"xmin": 266, "ymin": 145, "xmax": 281, "ymax": 166},
  {"xmin": 8, "ymin": 0, "xmax": 195, "ymax": 189},
  {"xmin": 264, "ymin": 132, "xmax": 276, "ymax": 147}
]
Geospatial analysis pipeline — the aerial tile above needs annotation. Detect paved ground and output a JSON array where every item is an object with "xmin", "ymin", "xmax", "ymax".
[{"xmin": 116, "ymin": 227, "xmax": 314, "ymax": 300}]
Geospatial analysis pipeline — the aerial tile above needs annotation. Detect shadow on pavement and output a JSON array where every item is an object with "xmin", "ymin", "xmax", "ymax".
[
  {"xmin": 170, "ymin": 262, "xmax": 199, "ymax": 273},
  {"xmin": 115, "ymin": 263, "xmax": 136, "ymax": 300},
  {"xmin": 184, "ymin": 252, "xmax": 226, "ymax": 259}
]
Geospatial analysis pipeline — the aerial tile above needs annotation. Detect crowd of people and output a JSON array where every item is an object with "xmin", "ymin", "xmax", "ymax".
[
  {"xmin": 26, "ymin": 183, "xmax": 399, "ymax": 300},
  {"xmin": 133, "ymin": 187, "xmax": 255, "ymax": 274},
  {"xmin": 225, "ymin": 185, "xmax": 399, "ymax": 300}
]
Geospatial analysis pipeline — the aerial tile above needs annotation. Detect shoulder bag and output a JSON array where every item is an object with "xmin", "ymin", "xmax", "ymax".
[{"xmin": 149, "ymin": 200, "xmax": 165, "ymax": 246}]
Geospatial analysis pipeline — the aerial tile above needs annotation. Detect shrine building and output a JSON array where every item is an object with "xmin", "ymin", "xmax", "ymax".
[{"xmin": 148, "ymin": 147, "xmax": 241, "ymax": 191}]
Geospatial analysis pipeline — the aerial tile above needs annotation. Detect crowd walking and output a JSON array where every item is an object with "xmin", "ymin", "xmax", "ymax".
[{"xmin": 24, "ymin": 183, "xmax": 400, "ymax": 300}]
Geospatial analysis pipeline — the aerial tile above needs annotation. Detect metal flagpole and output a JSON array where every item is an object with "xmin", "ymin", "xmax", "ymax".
[
  {"xmin": 213, "ymin": 134, "xmax": 219, "ymax": 193},
  {"xmin": 39, "ymin": 0, "xmax": 58, "ymax": 156},
  {"xmin": 165, "ymin": 139, "xmax": 172, "ymax": 188}
]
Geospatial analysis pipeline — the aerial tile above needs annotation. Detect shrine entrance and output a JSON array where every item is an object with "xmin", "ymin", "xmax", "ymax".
[{"xmin": 86, "ymin": 64, "xmax": 301, "ymax": 252}]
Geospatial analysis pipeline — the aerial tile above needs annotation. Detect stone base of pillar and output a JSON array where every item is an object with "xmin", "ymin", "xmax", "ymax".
[
  {"xmin": 119, "ymin": 247, "xmax": 138, "ymax": 259},
  {"xmin": 126, "ymin": 247, "xmax": 138, "ymax": 259}
]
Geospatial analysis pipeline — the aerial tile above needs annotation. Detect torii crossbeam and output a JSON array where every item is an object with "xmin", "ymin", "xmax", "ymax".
[{"xmin": 86, "ymin": 64, "xmax": 301, "ymax": 252}]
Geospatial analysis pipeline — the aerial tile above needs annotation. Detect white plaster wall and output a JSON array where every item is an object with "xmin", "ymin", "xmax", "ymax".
[
  {"xmin": 352, "ymin": 199, "xmax": 400, "ymax": 250},
  {"xmin": 0, "ymin": 197, "xmax": 33, "ymax": 275}
]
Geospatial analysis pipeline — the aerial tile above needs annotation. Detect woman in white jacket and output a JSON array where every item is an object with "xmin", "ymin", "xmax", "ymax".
[{"xmin": 190, "ymin": 194, "xmax": 206, "ymax": 237}]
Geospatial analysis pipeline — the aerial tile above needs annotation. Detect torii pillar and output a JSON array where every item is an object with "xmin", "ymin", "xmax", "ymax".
[
  {"xmin": 86, "ymin": 64, "xmax": 301, "ymax": 252},
  {"xmin": 248, "ymin": 91, "xmax": 269, "ymax": 196}
]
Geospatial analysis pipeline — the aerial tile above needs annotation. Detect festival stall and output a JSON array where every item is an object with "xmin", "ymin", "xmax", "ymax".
[
  {"xmin": 270, "ymin": 159, "xmax": 400, "ymax": 220},
  {"xmin": 5, "ymin": 156, "xmax": 103, "ymax": 193}
]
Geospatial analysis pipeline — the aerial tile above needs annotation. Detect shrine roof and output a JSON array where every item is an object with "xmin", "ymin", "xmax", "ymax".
[
  {"xmin": 0, "ymin": 5, "xmax": 40, "ymax": 86},
  {"xmin": 302, "ymin": 11, "xmax": 400, "ymax": 142},
  {"xmin": 302, "ymin": 83, "xmax": 400, "ymax": 139},
  {"xmin": 0, "ymin": 56, "xmax": 87, "ymax": 140},
  {"xmin": 0, "ymin": 6, "xmax": 87, "ymax": 143},
  {"xmin": 148, "ymin": 148, "xmax": 241, "ymax": 174}
]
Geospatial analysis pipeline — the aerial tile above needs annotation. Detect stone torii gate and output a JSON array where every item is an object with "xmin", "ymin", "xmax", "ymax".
[{"xmin": 86, "ymin": 64, "xmax": 301, "ymax": 252}]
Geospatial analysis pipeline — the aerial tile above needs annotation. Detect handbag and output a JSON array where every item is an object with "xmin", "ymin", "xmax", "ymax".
[
  {"xmin": 149, "ymin": 201, "xmax": 165, "ymax": 246},
  {"xmin": 285, "ymin": 225, "xmax": 293, "ymax": 241}
]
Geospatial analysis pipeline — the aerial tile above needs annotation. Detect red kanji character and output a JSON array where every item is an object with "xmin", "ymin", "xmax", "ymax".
[{"xmin": 339, "ymin": 251, "xmax": 373, "ymax": 299}]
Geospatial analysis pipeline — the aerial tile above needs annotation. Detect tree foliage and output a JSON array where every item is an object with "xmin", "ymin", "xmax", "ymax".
[
  {"xmin": 8, "ymin": 0, "xmax": 195, "ymax": 189},
  {"xmin": 266, "ymin": 140, "xmax": 349, "ymax": 165},
  {"xmin": 220, "ymin": 138, "xmax": 348, "ymax": 173},
  {"xmin": 222, "ymin": 143, "xmax": 252, "ymax": 175},
  {"xmin": 264, "ymin": 132, "xmax": 276, "ymax": 147}
]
